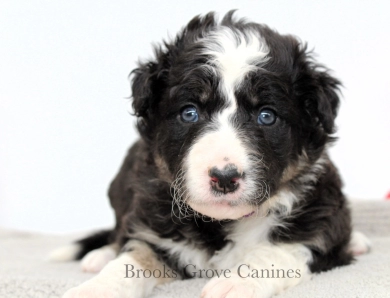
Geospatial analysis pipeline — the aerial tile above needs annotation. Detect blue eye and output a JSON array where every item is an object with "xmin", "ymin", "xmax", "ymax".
[
  {"xmin": 180, "ymin": 106, "xmax": 199, "ymax": 122},
  {"xmin": 257, "ymin": 109, "xmax": 276, "ymax": 125}
]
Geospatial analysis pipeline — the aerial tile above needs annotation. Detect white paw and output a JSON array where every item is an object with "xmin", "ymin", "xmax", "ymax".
[
  {"xmin": 48, "ymin": 244, "xmax": 80, "ymax": 262},
  {"xmin": 201, "ymin": 275, "xmax": 263, "ymax": 298},
  {"xmin": 81, "ymin": 246, "xmax": 117, "ymax": 273},
  {"xmin": 63, "ymin": 283, "xmax": 120, "ymax": 298},
  {"xmin": 348, "ymin": 231, "xmax": 371, "ymax": 256}
]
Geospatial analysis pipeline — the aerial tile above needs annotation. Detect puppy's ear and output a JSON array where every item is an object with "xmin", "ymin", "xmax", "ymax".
[
  {"xmin": 294, "ymin": 47, "xmax": 342, "ymax": 135},
  {"xmin": 131, "ymin": 61, "xmax": 161, "ymax": 119},
  {"xmin": 306, "ymin": 69, "xmax": 341, "ymax": 134},
  {"xmin": 130, "ymin": 49, "xmax": 170, "ymax": 137}
]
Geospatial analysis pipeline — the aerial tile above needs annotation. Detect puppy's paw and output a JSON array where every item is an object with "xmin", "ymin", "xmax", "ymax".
[
  {"xmin": 48, "ymin": 244, "xmax": 81, "ymax": 262},
  {"xmin": 348, "ymin": 231, "xmax": 372, "ymax": 256},
  {"xmin": 63, "ymin": 284, "xmax": 120, "ymax": 298},
  {"xmin": 201, "ymin": 275, "xmax": 263, "ymax": 298},
  {"xmin": 81, "ymin": 246, "xmax": 117, "ymax": 273}
]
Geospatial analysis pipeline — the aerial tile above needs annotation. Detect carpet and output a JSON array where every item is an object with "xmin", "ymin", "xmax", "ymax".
[{"xmin": 0, "ymin": 200, "xmax": 389, "ymax": 297}]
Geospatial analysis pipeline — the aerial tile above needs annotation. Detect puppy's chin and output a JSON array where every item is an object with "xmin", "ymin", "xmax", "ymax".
[{"xmin": 187, "ymin": 199, "xmax": 255, "ymax": 220}]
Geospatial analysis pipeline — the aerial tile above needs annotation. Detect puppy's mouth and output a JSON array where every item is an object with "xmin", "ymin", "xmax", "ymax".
[
  {"xmin": 186, "ymin": 196, "xmax": 256, "ymax": 220},
  {"xmin": 242, "ymin": 211, "xmax": 255, "ymax": 218}
]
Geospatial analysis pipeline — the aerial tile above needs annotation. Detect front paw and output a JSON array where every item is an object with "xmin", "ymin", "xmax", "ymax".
[
  {"xmin": 81, "ymin": 247, "xmax": 116, "ymax": 273},
  {"xmin": 348, "ymin": 231, "xmax": 371, "ymax": 256},
  {"xmin": 201, "ymin": 275, "xmax": 262, "ymax": 298},
  {"xmin": 63, "ymin": 283, "xmax": 120, "ymax": 298}
]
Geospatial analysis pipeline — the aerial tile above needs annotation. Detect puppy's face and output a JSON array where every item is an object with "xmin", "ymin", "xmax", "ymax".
[{"xmin": 131, "ymin": 16, "xmax": 340, "ymax": 220}]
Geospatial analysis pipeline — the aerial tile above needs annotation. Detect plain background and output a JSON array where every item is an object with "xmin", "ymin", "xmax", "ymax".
[{"xmin": 1, "ymin": 0, "xmax": 389, "ymax": 233}]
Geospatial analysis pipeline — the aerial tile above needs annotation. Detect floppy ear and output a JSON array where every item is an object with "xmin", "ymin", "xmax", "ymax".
[
  {"xmin": 130, "ymin": 49, "xmax": 170, "ymax": 138},
  {"xmin": 293, "ymin": 47, "xmax": 341, "ymax": 136},
  {"xmin": 306, "ymin": 69, "xmax": 341, "ymax": 134},
  {"xmin": 131, "ymin": 61, "xmax": 159, "ymax": 119}
]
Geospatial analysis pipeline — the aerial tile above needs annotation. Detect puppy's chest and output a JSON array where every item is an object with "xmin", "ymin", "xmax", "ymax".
[{"xmin": 173, "ymin": 215, "xmax": 277, "ymax": 271}]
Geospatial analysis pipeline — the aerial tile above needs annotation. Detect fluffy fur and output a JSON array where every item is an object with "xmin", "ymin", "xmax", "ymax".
[{"xmin": 52, "ymin": 12, "xmax": 370, "ymax": 298}]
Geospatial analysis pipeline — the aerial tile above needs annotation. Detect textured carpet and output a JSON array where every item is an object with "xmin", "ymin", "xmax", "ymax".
[{"xmin": 0, "ymin": 200, "xmax": 389, "ymax": 298}]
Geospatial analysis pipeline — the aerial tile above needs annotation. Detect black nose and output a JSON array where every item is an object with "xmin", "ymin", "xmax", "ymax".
[{"xmin": 209, "ymin": 166, "xmax": 242, "ymax": 194}]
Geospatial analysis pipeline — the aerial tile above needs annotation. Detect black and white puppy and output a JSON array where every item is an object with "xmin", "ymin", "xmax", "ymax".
[{"xmin": 51, "ymin": 12, "xmax": 370, "ymax": 298}]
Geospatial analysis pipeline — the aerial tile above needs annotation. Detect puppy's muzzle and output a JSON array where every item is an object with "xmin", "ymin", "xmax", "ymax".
[{"xmin": 209, "ymin": 164, "xmax": 243, "ymax": 194}]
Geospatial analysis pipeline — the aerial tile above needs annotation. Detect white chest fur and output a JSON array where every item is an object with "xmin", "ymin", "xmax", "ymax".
[{"xmin": 207, "ymin": 214, "xmax": 279, "ymax": 270}]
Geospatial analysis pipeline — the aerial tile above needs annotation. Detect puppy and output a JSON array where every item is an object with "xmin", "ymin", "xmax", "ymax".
[{"xmin": 51, "ymin": 11, "xmax": 371, "ymax": 298}]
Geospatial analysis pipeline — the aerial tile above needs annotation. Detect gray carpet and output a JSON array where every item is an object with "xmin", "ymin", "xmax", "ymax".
[{"xmin": 1, "ymin": 200, "xmax": 389, "ymax": 297}]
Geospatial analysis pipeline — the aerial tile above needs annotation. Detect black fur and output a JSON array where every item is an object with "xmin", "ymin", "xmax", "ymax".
[
  {"xmin": 75, "ymin": 230, "xmax": 114, "ymax": 260},
  {"xmin": 75, "ymin": 11, "xmax": 353, "ymax": 282}
]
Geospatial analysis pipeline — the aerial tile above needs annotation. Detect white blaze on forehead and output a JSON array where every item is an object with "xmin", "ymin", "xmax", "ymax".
[{"xmin": 202, "ymin": 27, "xmax": 269, "ymax": 101}]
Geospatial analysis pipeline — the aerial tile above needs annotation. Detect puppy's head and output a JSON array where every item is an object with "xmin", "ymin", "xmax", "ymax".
[{"xmin": 130, "ymin": 12, "xmax": 341, "ymax": 220}]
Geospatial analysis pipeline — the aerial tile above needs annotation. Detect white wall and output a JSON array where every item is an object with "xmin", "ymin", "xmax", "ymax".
[{"xmin": 1, "ymin": 0, "xmax": 389, "ymax": 233}]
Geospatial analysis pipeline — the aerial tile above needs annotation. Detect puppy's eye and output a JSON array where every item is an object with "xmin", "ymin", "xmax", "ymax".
[
  {"xmin": 180, "ymin": 105, "xmax": 199, "ymax": 122},
  {"xmin": 257, "ymin": 109, "xmax": 276, "ymax": 125}
]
